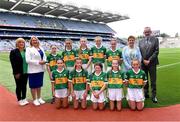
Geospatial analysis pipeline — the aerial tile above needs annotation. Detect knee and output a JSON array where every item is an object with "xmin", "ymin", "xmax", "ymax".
[
  {"xmin": 137, "ymin": 106, "xmax": 144, "ymax": 111},
  {"xmin": 130, "ymin": 106, "xmax": 136, "ymax": 111}
]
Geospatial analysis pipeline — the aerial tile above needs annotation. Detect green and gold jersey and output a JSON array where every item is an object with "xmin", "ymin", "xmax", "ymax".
[
  {"xmin": 76, "ymin": 48, "xmax": 90, "ymax": 64},
  {"xmin": 52, "ymin": 69, "xmax": 69, "ymax": 90},
  {"xmin": 125, "ymin": 69, "xmax": 147, "ymax": 89},
  {"xmin": 107, "ymin": 70, "xmax": 125, "ymax": 88},
  {"xmin": 106, "ymin": 49, "xmax": 122, "ymax": 67},
  {"xmin": 88, "ymin": 72, "xmax": 107, "ymax": 91},
  {"xmin": 90, "ymin": 46, "xmax": 106, "ymax": 64},
  {"xmin": 47, "ymin": 53, "xmax": 61, "ymax": 71},
  {"xmin": 69, "ymin": 69, "xmax": 89, "ymax": 91},
  {"xmin": 62, "ymin": 49, "xmax": 76, "ymax": 67}
]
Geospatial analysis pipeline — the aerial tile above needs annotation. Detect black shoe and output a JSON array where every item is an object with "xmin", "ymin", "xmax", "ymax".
[
  {"xmin": 145, "ymin": 94, "xmax": 150, "ymax": 98},
  {"xmin": 152, "ymin": 97, "xmax": 158, "ymax": 103}
]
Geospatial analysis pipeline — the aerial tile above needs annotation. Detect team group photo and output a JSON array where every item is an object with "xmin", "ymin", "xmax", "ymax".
[{"xmin": 0, "ymin": 0, "xmax": 180, "ymax": 121}]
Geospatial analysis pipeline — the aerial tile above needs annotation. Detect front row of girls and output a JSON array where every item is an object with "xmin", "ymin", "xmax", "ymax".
[{"xmin": 51, "ymin": 57, "xmax": 147, "ymax": 111}]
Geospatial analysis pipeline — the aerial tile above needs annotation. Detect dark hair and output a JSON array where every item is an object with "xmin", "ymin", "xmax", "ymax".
[{"xmin": 94, "ymin": 63, "xmax": 103, "ymax": 69}]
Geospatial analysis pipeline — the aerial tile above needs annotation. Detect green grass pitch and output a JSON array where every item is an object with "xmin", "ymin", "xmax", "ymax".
[{"xmin": 0, "ymin": 48, "xmax": 180, "ymax": 108}]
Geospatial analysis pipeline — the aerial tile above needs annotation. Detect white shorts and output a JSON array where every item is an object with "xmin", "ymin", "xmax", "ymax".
[
  {"xmin": 74, "ymin": 90, "xmax": 86, "ymax": 100},
  {"xmin": 55, "ymin": 89, "xmax": 68, "ymax": 98},
  {"xmin": 92, "ymin": 63, "xmax": 105, "ymax": 72},
  {"xmin": 66, "ymin": 66, "xmax": 74, "ymax": 72},
  {"xmin": 108, "ymin": 88, "xmax": 124, "ymax": 101},
  {"xmin": 126, "ymin": 88, "xmax": 145, "ymax": 102},
  {"xmin": 91, "ymin": 90, "xmax": 105, "ymax": 103},
  {"xmin": 82, "ymin": 64, "xmax": 92, "ymax": 74}
]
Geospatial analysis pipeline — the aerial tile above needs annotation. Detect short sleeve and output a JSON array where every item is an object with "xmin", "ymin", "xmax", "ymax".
[
  {"xmin": 68, "ymin": 70, "xmax": 73, "ymax": 82},
  {"xmin": 121, "ymin": 72, "xmax": 126, "ymax": 80},
  {"xmin": 104, "ymin": 47, "xmax": 107, "ymax": 54},
  {"xmin": 87, "ymin": 74, "xmax": 92, "ymax": 84},
  {"xmin": 104, "ymin": 73, "xmax": 108, "ymax": 84},
  {"xmin": 119, "ymin": 50, "xmax": 122, "ymax": 58},
  {"xmin": 46, "ymin": 55, "xmax": 50, "ymax": 63},
  {"xmin": 85, "ymin": 70, "xmax": 89, "ymax": 81},
  {"xmin": 90, "ymin": 47, "xmax": 93, "ymax": 56},
  {"xmin": 124, "ymin": 71, "xmax": 129, "ymax": 81},
  {"xmin": 75, "ymin": 49, "xmax": 79, "ymax": 57}
]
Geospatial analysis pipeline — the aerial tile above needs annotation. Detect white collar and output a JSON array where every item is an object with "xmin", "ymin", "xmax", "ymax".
[
  {"xmin": 95, "ymin": 71, "xmax": 102, "ymax": 76},
  {"xmin": 76, "ymin": 69, "xmax": 82, "ymax": 72},
  {"xmin": 110, "ymin": 48, "xmax": 117, "ymax": 52},
  {"xmin": 57, "ymin": 68, "xmax": 64, "ymax": 73},
  {"xmin": 132, "ymin": 69, "xmax": 140, "ymax": 74},
  {"xmin": 95, "ymin": 45, "xmax": 102, "ymax": 49},
  {"xmin": 51, "ymin": 53, "xmax": 57, "ymax": 56},
  {"xmin": 66, "ymin": 49, "xmax": 72, "ymax": 51},
  {"xmin": 112, "ymin": 70, "xmax": 118, "ymax": 73}
]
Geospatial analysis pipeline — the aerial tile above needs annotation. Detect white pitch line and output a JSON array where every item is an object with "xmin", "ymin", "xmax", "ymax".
[{"xmin": 157, "ymin": 62, "xmax": 180, "ymax": 69}]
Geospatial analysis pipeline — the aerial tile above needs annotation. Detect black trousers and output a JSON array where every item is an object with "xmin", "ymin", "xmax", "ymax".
[
  {"xmin": 141, "ymin": 64, "xmax": 157, "ymax": 98},
  {"xmin": 14, "ymin": 74, "xmax": 28, "ymax": 101}
]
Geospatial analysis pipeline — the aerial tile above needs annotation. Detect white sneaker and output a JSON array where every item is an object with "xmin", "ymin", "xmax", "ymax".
[
  {"xmin": 38, "ymin": 98, "xmax": 45, "ymax": 104},
  {"xmin": 33, "ymin": 99, "xmax": 40, "ymax": 106},
  {"xmin": 22, "ymin": 99, "xmax": 29, "ymax": 105},
  {"xmin": 87, "ymin": 94, "xmax": 91, "ymax": 100},
  {"xmin": 68, "ymin": 95, "xmax": 72, "ymax": 102},
  {"xmin": 18, "ymin": 100, "xmax": 26, "ymax": 106}
]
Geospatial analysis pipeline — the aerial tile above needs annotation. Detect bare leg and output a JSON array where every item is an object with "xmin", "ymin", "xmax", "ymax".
[
  {"xmin": 109, "ymin": 100, "xmax": 115, "ymax": 111},
  {"xmin": 73, "ymin": 97, "xmax": 79, "ymax": 109},
  {"xmin": 62, "ymin": 97, "xmax": 68, "ymax": 108},
  {"xmin": 31, "ymin": 88, "xmax": 37, "ymax": 100},
  {"xmin": 128, "ymin": 100, "xmax": 136, "ymax": 110},
  {"xmin": 92, "ymin": 102, "xmax": 98, "ymax": 110},
  {"xmin": 55, "ymin": 98, "xmax": 61, "ymax": 109},
  {"xmin": 137, "ymin": 101, "xmax": 144, "ymax": 111},
  {"xmin": 37, "ymin": 88, "xmax": 41, "ymax": 99},
  {"xmin": 81, "ymin": 98, "xmax": 87, "ymax": 109},
  {"xmin": 116, "ymin": 101, "xmax": 122, "ymax": 111},
  {"xmin": 98, "ymin": 102, "xmax": 105, "ymax": 110}
]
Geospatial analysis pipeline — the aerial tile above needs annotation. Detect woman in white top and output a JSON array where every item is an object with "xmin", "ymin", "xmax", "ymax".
[
  {"xmin": 122, "ymin": 36, "xmax": 142, "ymax": 72},
  {"xmin": 25, "ymin": 36, "xmax": 46, "ymax": 106}
]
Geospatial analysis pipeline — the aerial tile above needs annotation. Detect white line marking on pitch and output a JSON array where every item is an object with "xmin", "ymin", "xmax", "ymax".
[{"xmin": 157, "ymin": 62, "xmax": 180, "ymax": 69}]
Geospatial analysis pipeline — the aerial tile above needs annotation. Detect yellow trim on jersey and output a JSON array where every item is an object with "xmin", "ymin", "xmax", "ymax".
[
  {"xmin": 72, "ymin": 77, "xmax": 87, "ymax": 84},
  {"xmin": 90, "ymin": 80, "xmax": 104, "ymax": 87},
  {"xmin": 55, "ymin": 77, "xmax": 68, "ymax": 84},
  {"xmin": 49, "ymin": 60, "xmax": 56, "ymax": 67},
  {"xmin": 63, "ymin": 55, "xmax": 75, "ymax": 62},
  {"xmin": 93, "ymin": 53, "xmax": 104, "ymax": 58},
  {"xmin": 108, "ymin": 78, "xmax": 123, "ymax": 84},
  {"xmin": 79, "ymin": 54, "xmax": 89, "ymax": 60},
  {"xmin": 107, "ymin": 56, "xmax": 120, "ymax": 62},
  {"xmin": 129, "ymin": 78, "xmax": 143, "ymax": 85}
]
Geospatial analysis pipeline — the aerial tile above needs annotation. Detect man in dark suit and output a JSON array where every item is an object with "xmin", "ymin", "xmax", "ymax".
[{"xmin": 139, "ymin": 27, "xmax": 159, "ymax": 103}]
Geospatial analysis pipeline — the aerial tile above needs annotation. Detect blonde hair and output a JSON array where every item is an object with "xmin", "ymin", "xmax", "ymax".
[
  {"xmin": 15, "ymin": 38, "xmax": 25, "ymax": 48},
  {"xmin": 79, "ymin": 37, "xmax": 89, "ymax": 56},
  {"xmin": 29, "ymin": 36, "xmax": 40, "ymax": 47},
  {"xmin": 94, "ymin": 36, "xmax": 103, "ymax": 42}
]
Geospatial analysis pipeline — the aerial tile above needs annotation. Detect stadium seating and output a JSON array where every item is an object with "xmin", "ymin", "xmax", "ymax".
[{"xmin": 0, "ymin": 12, "xmax": 126, "ymax": 51}]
